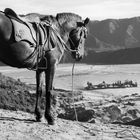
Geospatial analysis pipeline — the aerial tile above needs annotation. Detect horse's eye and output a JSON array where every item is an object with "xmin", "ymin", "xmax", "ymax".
[
  {"xmin": 84, "ymin": 30, "xmax": 88, "ymax": 38},
  {"xmin": 80, "ymin": 32, "xmax": 82, "ymax": 37},
  {"xmin": 84, "ymin": 33, "xmax": 87, "ymax": 38}
]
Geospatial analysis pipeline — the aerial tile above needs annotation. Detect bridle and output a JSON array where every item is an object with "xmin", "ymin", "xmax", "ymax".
[
  {"xmin": 48, "ymin": 21, "xmax": 88, "ymax": 53},
  {"xmin": 68, "ymin": 26, "xmax": 88, "ymax": 53}
]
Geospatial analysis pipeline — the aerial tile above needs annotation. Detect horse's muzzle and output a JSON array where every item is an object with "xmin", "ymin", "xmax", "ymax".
[{"xmin": 75, "ymin": 53, "xmax": 83, "ymax": 61}]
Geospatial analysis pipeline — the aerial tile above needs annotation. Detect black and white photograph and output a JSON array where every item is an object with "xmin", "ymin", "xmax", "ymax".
[{"xmin": 0, "ymin": 0, "xmax": 140, "ymax": 139}]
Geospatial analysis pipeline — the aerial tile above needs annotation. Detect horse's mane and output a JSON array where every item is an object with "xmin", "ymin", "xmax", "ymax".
[
  {"xmin": 22, "ymin": 12, "xmax": 82, "ymax": 27},
  {"xmin": 56, "ymin": 13, "xmax": 82, "ymax": 25},
  {"xmin": 21, "ymin": 12, "xmax": 82, "ymax": 23},
  {"xmin": 40, "ymin": 15, "xmax": 57, "ymax": 23},
  {"xmin": 39, "ymin": 13, "xmax": 82, "ymax": 30}
]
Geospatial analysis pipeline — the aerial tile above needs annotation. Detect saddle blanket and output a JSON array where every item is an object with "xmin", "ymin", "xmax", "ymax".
[
  {"xmin": 4, "ymin": 8, "xmax": 55, "ymax": 50},
  {"xmin": 11, "ymin": 18, "xmax": 37, "ymax": 46},
  {"xmin": 10, "ymin": 18, "xmax": 57, "ymax": 52}
]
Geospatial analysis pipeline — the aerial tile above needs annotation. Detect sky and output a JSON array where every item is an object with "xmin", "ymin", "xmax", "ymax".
[{"xmin": 0, "ymin": 0, "xmax": 140, "ymax": 20}]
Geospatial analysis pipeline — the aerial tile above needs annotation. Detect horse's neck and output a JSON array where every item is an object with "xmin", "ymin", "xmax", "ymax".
[
  {"xmin": 58, "ymin": 22, "xmax": 76, "ymax": 44},
  {"xmin": 53, "ymin": 40, "xmax": 65, "ymax": 65},
  {"xmin": 48, "ymin": 24, "xmax": 66, "ymax": 64}
]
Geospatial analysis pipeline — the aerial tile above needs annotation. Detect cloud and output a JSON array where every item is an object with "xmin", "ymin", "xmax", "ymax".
[
  {"xmin": 0, "ymin": 0, "xmax": 140, "ymax": 20},
  {"xmin": 71, "ymin": 0, "xmax": 140, "ymax": 20}
]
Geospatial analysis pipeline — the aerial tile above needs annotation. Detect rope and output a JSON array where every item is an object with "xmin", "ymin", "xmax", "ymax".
[
  {"xmin": 49, "ymin": 25, "xmax": 78, "ymax": 53},
  {"xmin": 71, "ymin": 61, "xmax": 78, "ymax": 122}
]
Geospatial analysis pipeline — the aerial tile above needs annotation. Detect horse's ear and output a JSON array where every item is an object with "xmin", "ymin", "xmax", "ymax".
[{"xmin": 84, "ymin": 18, "xmax": 90, "ymax": 26}]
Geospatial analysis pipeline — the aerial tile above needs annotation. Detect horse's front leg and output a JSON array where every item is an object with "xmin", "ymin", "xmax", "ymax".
[
  {"xmin": 35, "ymin": 70, "xmax": 44, "ymax": 122},
  {"xmin": 45, "ymin": 61, "xmax": 57, "ymax": 125}
]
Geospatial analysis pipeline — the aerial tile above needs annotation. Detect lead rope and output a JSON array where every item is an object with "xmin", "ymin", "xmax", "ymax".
[{"xmin": 72, "ymin": 61, "xmax": 78, "ymax": 122}]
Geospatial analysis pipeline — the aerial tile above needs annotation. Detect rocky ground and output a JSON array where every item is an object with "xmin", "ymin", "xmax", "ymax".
[{"xmin": 0, "ymin": 72, "xmax": 140, "ymax": 139}]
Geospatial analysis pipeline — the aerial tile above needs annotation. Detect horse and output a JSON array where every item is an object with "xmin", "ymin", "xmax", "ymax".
[{"xmin": 0, "ymin": 8, "xmax": 89, "ymax": 125}]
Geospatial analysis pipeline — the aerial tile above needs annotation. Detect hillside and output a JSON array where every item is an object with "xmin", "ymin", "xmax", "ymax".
[
  {"xmin": 86, "ymin": 17, "xmax": 140, "ymax": 52},
  {"xmin": 82, "ymin": 47, "xmax": 140, "ymax": 64},
  {"xmin": 0, "ymin": 70, "xmax": 140, "ymax": 139}
]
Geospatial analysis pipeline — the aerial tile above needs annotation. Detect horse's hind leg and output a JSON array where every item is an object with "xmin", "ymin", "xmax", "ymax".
[{"xmin": 35, "ymin": 70, "xmax": 44, "ymax": 122}]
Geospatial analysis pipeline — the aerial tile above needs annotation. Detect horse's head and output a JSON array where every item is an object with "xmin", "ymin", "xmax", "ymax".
[
  {"xmin": 56, "ymin": 13, "xmax": 89, "ymax": 61},
  {"xmin": 68, "ymin": 18, "xmax": 89, "ymax": 61}
]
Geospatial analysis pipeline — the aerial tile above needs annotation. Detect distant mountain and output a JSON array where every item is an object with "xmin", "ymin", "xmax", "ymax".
[{"xmin": 83, "ymin": 17, "xmax": 140, "ymax": 64}]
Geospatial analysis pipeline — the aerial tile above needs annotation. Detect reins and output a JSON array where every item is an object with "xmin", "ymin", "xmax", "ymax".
[
  {"xmin": 48, "ymin": 23, "xmax": 79, "ymax": 53},
  {"xmin": 48, "ymin": 21, "xmax": 80, "ymax": 121},
  {"xmin": 71, "ymin": 61, "xmax": 78, "ymax": 122},
  {"xmin": 49, "ymin": 22, "xmax": 82, "ymax": 122}
]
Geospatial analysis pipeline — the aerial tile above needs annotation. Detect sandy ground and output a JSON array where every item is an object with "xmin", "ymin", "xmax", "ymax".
[
  {"xmin": 0, "ymin": 64, "xmax": 140, "ymax": 139},
  {"xmin": 0, "ymin": 109, "xmax": 140, "ymax": 140}
]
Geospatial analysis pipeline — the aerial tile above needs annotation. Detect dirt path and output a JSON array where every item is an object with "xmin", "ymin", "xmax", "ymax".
[{"xmin": 0, "ymin": 108, "xmax": 140, "ymax": 140}]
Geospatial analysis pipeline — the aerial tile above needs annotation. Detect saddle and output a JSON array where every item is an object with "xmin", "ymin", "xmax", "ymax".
[
  {"xmin": 4, "ymin": 8, "xmax": 55, "ymax": 50},
  {"xmin": 4, "ymin": 8, "xmax": 58, "ymax": 69}
]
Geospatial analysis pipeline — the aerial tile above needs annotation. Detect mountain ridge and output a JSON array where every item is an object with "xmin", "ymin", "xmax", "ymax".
[{"xmin": 83, "ymin": 16, "xmax": 140, "ymax": 64}]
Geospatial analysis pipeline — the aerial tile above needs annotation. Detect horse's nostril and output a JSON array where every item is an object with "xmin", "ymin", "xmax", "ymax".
[
  {"xmin": 75, "ymin": 54, "xmax": 82, "ymax": 61},
  {"xmin": 79, "ymin": 56, "xmax": 83, "ymax": 59}
]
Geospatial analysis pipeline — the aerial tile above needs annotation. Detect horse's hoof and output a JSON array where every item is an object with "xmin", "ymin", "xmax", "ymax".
[
  {"xmin": 48, "ymin": 121, "xmax": 55, "ymax": 125},
  {"xmin": 35, "ymin": 114, "xmax": 42, "ymax": 122},
  {"xmin": 48, "ymin": 119, "xmax": 55, "ymax": 125},
  {"xmin": 47, "ymin": 116, "xmax": 55, "ymax": 125},
  {"xmin": 35, "ymin": 109, "xmax": 42, "ymax": 122},
  {"xmin": 36, "ymin": 116, "xmax": 41, "ymax": 122},
  {"xmin": 45, "ymin": 114, "xmax": 55, "ymax": 125}
]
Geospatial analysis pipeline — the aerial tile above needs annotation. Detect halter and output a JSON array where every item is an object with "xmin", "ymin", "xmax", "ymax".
[
  {"xmin": 68, "ymin": 26, "xmax": 87, "ymax": 53},
  {"xmin": 49, "ymin": 21, "xmax": 88, "ymax": 53},
  {"xmin": 47, "ymin": 23, "xmax": 79, "ymax": 53}
]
